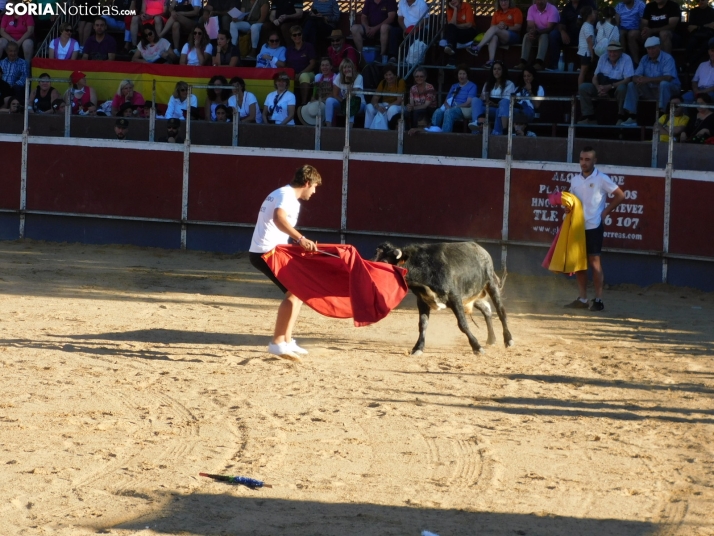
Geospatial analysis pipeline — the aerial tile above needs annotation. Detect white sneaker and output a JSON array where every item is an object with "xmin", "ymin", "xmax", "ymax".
[
  {"xmin": 288, "ymin": 339, "xmax": 309, "ymax": 355},
  {"xmin": 268, "ymin": 342, "xmax": 301, "ymax": 362},
  {"xmin": 621, "ymin": 117, "xmax": 637, "ymax": 126}
]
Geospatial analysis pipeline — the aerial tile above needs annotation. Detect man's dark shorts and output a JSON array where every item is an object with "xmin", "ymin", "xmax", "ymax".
[
  {"xmin": 585, "ymin": 222, "xmax": 604, "ymax": 256},
  {"xmin": 249, "ymin": 252, "xmax": 288, "ymax": 293}
]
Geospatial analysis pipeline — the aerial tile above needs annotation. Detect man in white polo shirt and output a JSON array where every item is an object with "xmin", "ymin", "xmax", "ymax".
[
  {"xmin": 249, "ymin": 165, "xmax": 322, "ymax": 361},
  {"xmin": 564, "ymin": 146, "xmax": 625, "ymax": 311}
]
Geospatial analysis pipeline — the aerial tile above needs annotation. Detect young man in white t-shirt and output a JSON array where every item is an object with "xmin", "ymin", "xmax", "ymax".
[
  {"xmin": 249, "ymin": 165, "xmax": 322, "ymax": 360},
  {"xmin": 564, "ymin": 146, "xmax": 625, "ymax": 311}
]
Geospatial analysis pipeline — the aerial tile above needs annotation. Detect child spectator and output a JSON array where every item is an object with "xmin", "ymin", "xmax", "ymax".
[
  {"xmin": 578, "ymin": 6, "xmax": 597, "ymax": 87},
  {"xmin": 205, "ymin": 74, "xmax": 231, "ymax": 121},
  {"xmin": 655, "ymin": 96, "xmax": 689, "ymax": 141},
  {"xmin": 595, "ymin": 6, "xmax": 618, "ymax": 58}
]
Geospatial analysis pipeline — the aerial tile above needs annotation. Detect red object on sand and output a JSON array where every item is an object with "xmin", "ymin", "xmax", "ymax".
[{"xmin": 262, "ymin": 244, "xmax": 408, "ymax": 327}]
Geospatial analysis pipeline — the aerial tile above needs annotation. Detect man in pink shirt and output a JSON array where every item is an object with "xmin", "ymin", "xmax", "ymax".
[
  {"xmin": 0, "ymin": 13, "xmax": 35, "ymax": 60},
  {"xmin": 514, "ymin": 0, "xmax": 559, "ymax": 71}
]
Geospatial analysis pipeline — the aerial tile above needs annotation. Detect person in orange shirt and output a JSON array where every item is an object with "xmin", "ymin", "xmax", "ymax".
[
  {"xmin": 468, "ymin": 0, "xmax": 523, "ymax": 68},
  {"xmin": 442, "ymin": 0, "xmax": 477, "ymax": 57}
]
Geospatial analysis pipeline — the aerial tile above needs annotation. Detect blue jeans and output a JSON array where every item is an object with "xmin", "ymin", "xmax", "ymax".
[
  {"xmin": 432, "ymin": 106, "xmax": 463, "ymax": 132},
  {"xmin": 624, "ymin": 80, "xmax": 681, "ymax": 114},
  {"xmin": 493, "ymin": 99, "xmax": 535, "ymax": 134}
]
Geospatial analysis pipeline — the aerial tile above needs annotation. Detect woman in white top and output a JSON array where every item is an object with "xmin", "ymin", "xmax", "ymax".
[
  {"xmin": 205, "ymin": 74, "xmax": 231, "ymax": 121},
  {"xmin": 165, "ymin": 81, "xmax": 199, "ymax": 120},
  {"xmin": 325, "ymin": 58, "xmax": 365, "ymax": 126},
  {"xmin": 479, "ymin": 60, "xmax": 515, "ymax": 135},
  {"xmin": 48, "ymin": 22, "xmax": 80, "ymax": 60},
  {"xmin": 133, "ymin": 25, "xmax": 176, "ymax": 63},
  {"xmin": 179, "ymin": 24, "xmax": 212, "ymax": 66},
  {"xmin": 256, "ymin": 30, "xmax": 286, "ymax": 68},
  {"xmin": 577, "ymin": 6, "xmax": 597, "ymax": 87},
  {"xmin": 495, "ymin": 65, "xmax": 544, "ymax": 134},
  {"xmin": 263, "ymin": 72, "xmax": 296, "ymax": 125},
  {"xmin": 227, "ymin": 76, "xmax": 262, "ymax": 123}
]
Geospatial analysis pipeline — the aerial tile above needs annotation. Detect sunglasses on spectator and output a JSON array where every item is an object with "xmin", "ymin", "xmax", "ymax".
[
  {"xmin": 292, "ymin": 33, "xmax": 302, "ymax": 37},
  {"xmin": 269, "ymin": 39, "xmax": 280, "ymax": 42},
  {"xmin": 179, "ymin": 88, "xmax": 188, "ymax": 92}
]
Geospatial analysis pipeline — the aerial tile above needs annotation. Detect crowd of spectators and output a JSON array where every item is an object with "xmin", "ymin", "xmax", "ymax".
[{"xmin": 1, "ymin": 0, "xmax": 713, "ymax": 144}]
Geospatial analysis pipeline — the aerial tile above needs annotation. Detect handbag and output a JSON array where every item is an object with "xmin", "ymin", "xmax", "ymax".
[
  {"xmin": 340, "ymin": 95, "xmax": 361, "ymax": 117},
  {"xmin": 369, "ymin": 110, "xmax": 389, "ymax": 130},
  {"xmin": 406, "ymin": 39, "xmax": 427, "ymax": 66}
]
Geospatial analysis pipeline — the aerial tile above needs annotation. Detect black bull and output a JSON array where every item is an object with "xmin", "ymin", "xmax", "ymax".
[{"xmin": 372, "ymin": 241, "xmax": 515, "ymax": 355}]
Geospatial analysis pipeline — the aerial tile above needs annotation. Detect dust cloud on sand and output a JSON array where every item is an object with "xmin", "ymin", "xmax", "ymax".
[{"xmin": 0, "ymin": 240, "xmax": 712, "ymax": 536}]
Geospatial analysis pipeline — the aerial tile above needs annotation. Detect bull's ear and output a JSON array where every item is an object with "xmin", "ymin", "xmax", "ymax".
[{"xmin": 394, "ymin": 249, "xmax": 402, "ymax": 260}]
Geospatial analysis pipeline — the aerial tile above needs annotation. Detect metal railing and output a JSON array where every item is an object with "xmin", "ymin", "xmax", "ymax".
[{"xmin": 394, "ymin": 0, "xmax": 446, "ymax": 80}]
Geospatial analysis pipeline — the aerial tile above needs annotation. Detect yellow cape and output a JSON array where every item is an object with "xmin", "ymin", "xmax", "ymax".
[{"xmin": 548, "ymin": 192, "xmax": 588, "ymax": 273}]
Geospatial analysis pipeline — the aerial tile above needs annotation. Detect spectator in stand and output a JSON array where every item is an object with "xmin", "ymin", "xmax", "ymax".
[
  {"xmin": 325, "ymin": 58, "xmax": 365, "ymax": 126},
  {"xmin": 442, "ymin": 0, "xmax": 477, "ymax": 58},
  {"xmin": 0, "ymin": 68, "xmax": 12, "ymax": 104},
  {"xmin": 165, "ymin": 81, "xmax": 199, "ymax": 119},
  {"xmin": 111, "ymin": 80, "xmax": 146, "ymax": 117},
  {"xmin": 29, "ymin": 73, "xmax": 60, "ymax": 114},
  {"xmin": 76, "ymin": 0, "xmax": 96, "ymax": 47},
  {"xmin": 0, "ymin": 43, "xmax": 29, "ymax": 101},
  {"xmin": 159, "ymin": 118, "xmax": 185, "ymax": 142},
  {"xmin": 408, "ymin": 114, "xmax": 450, "ymax": 134},
  {"xmin": 681, "ymin": 93, "xmax": 714, "ymax": 142},
  {"xmin": 133, "ymin": 25, "xmax": 177, "ymax": 63},
  {"xmin": 577, "ymin": 6, "xmax": 597, "ymax": 87},
  {"xmin": 0, "ymin": 10, "xmax": 35, "ymax": 60},
  {"xmin": 514, "ymin": 113, "xmax": 537, "ymax": 136},
  {"xmin": 118, "ymin": 102, "xmax": 139, "ymax": 117},
  {"xmin": 82, "ymin": 17, "xmax": 117, "ymax": 60},
  {"xmin": 655, "ymin": 95, "xmax": 688, "ymax": 141},
  {"xmin": 214, "ymin": 103, "xmax": 231, "ymax": 121},
  {"xmin": 351, "ymin": 0, "xmax": 399, "ymax": 64},
  {"xmin": 205, "ymin": 0, "xmax": 239, "ymax": 32},
  {"xmin": 227, "ymin": 75, "xmax": 263, "ymax": 122},
  {"xmin": 477, "ymin": 60, "xmax": 514, "ymax": 134},
  {"xmin": 256, "ymin": 30, "xmax": 287, "ymax": 67},
  {"xmin": 431, "ymin": 63, "xmax": 477, "ymax": 132},
  {"xmin": 68, "ymin": 71, "xmax": 97, "ymax": 115},
  {"xmin": 365, "ymin": 64, "xmax": 405, "ymax": 129},
  {"xmin": 395, "ymin": 0, "xmax": 429, "ymax": 57},
  {"xmin": 267, "ymin": 0, "xmax": 305, "ymax": 49},
  {"xmin": 131, "ymin": 0, "xmax": 168, "ymax": 47},
  {"xmin": 51, "ymin": 98, "xmax": 66, "ymax": 114},
  {"xmin": 297, "ymin": 57, "xmax": 333, "ymax": 125},
  {"xmin": 0, "ymin": 96, "xmax": 22, "ymax": 113},
  {"xmin": 205, "ymin": 74, "xmax": 231, "ymax": 120},
  {"xmin": 405, "ymin": 66, "xmax": 436, "ymax": 127},
  {"xmin": 467, "ymin": 0, "xmax": 522, "ymax": 69},
  {"xmin": 685, "ymin": 0, "xmax": 714, "ymax": 71},
  {"xmin": 616, "ymin": 0, "xmax": 646, "ymax": 65},
  {"xmin": 213, "ymin": 29, "xmax": 242, "ymax": 66},
  {"xmin": 115, "ymin": 118, "xmax": 130, "ymax": 140},
  {"xmin": 161, "ymin": 0, "xmax": 204, "ymax": 53},
  {"xmin": 484, "ymin": 64, "xmax": 544, "ymax": 134},
  {"xmin": 49, "ymin": 23, "xmax": 80, "ymax": 60},
  {"xmin": 81, "ymin": 102, "xmax": 98, "ymax": 116},
  {"xmin": 548, "ymin": 0, "xmax": 596, "ymax": 71},
  {"xmin": 683, "ymin": 38, "xmax": 714, "ymax": 103},
  {"xmin": 303, "ymin": 0, "xmax": 341, "ymax": 46},
  {"xmin": 514, "ymin": 0, "xmax": 559, "ymax": 71},
  {"xmin": 230, "ymin": 0, "xmax": 270, "ymax": 59},
  {"xmin": 328, "ymin": 30, "xmax": 358, "ymax": 67},
  {"xmin": 263, "ymin": 71, "xmax": 296, "ymax": 125},
  {"xmin": 623, "ymin": 36, "xmax": 680, "ymax": 122},
  {"xmin": 286, "ymin": 25, "xmax": 317, "ymax": 104},
  {"xmin": 180, "ymin": 24, "xmax": 213, "ymax": 66},
  {"xmin": 641, "ymin": 0, "xmax": 681, "ymax": 54},
  {"xmin": 106, "ymin": 0, "xmax": 133, "ymax": 52},
  {"xmin": 578, "ymin": 41, "xmax": 634, "ymax": 125},
  {"xmin": 595, "ymin": 6, "xmax": 619, "ymax": 59}
]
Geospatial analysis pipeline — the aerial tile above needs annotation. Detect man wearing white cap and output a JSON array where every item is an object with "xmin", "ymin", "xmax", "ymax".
[
  {"xmin": 578, "ymin": 41, "xmax": 634, "ymax": 125},
  {"xmin": 622, "ymin": 36, "xmax": 680, "ymax": 123}
]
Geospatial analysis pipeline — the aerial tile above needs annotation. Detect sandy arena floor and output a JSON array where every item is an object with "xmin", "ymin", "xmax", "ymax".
[{"xmin": 0, "ymin": 240, "xmax": 712, "ymax": 536}]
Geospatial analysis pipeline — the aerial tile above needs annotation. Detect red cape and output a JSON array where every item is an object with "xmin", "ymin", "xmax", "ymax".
[{"xmin": 262, "ymin": 244, "xmax": 408, "ymax": 327}]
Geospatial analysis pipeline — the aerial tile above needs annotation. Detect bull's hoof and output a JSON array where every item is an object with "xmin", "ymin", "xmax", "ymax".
[
  {"xmin": 473, "ymin": 347, "xmax": 485, "ymax": 355},
  {"xmin": 506, "ymin": 339, "xmax": 515, "ymax": 347},
  {"xmin": 411, "ymin": 349, "xmax": 424, "ymax": 357}
]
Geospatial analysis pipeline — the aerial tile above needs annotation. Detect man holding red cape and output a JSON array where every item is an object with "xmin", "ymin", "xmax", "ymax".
[{"xmin": 248, "ymin": 165, "xmax": 321, "ymax": 361}]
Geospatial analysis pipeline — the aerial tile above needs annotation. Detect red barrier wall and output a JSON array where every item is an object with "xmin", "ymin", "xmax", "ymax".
[
  {"xmin": 26, "ymin": 145, "xmax": 183, "ymax": 219},
  {"xmin": 188, "ymin": 154, "xmax": 342, "ymax": 229},
  {"xmin": 669, "ymin": 179, "xmax": 714, "ymax": 258},
  {"xmin": 509, "ymin": 168, "xmax": 665, "ymax": 251},
  {"xmin": 0, "ymin": 141, "xmax": 21, "ymax": 210},
  {"xmin": 346, "ymin": 161, "xmax": 504, "ymax": 240}
]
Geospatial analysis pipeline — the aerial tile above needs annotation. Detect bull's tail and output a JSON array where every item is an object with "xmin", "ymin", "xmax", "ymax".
[{"xmin": 495, "ymin": 266, "xmax": 507, "ymax": 293}]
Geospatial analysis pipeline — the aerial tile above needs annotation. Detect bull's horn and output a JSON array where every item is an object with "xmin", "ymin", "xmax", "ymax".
[{"xmin": 395, "ymin": 249, "xmax": 402, "ymax": 259}]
